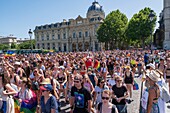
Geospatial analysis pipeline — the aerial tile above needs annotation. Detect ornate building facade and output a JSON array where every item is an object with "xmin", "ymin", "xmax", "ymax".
[
  {"xmin": 163, "ymin": 0, "xmax": 170, "ymax": 49},
  {"xmin": 34, "ymin": 1, "xmax": 105, "ymax": 52}
]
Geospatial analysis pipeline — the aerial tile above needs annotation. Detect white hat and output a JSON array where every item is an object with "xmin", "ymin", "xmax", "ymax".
[
  {"xmin": 58, "ymin": 66, "xmax": 65, "ymax": 70},
  {"xmin": 147, "ymin": 63, "xmax": 155, "ymax": 69},
  {"xmin": 14, "ymin": 62, "xmax": 21, "ymax": 65},
  {"xmin": 146, "ymin": 70, "xmax": 160, "ymax": 82}
]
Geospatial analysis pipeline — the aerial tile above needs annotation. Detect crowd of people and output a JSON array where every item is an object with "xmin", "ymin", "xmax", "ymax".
[{"xmin": 0, "ymin": 50, "xmax": 169, "ymax": 113}]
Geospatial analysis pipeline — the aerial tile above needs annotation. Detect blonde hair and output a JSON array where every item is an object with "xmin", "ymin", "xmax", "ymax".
[
  {"xmin": 102, "ymin": 89, "xmax": 111, "ymax": 97},
  {"xmin": 114, "ymin": 75, "xmax": 123, "ymax": 81}
]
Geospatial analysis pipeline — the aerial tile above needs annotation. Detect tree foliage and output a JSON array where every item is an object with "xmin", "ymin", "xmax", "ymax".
[
  {"xmin": 11, "ymin": 43, "xmax": 17, "ymax": 49},
  {"xmin": 18, "ymin": 40, "xmax": 35, "ymax": 49},
  {"xmin": 0, "ymin": 44, "xmax": 10, "ymax": 50},
  {"xmin": 97, "ymin": 10, "xmax": 128, "ymax": 49},
  {"xmin": 126, "ymin": 7, "xmax": 157, "ymax": 48}
]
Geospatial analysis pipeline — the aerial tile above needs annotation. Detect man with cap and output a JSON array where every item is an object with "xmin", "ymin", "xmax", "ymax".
[
  {"xmin": 40, "ymin": 84, "xmax": 58, "ymax": 113},
  {"xmin": 70, "ymin": 74, "xmax": 92, "ymax": 113}
]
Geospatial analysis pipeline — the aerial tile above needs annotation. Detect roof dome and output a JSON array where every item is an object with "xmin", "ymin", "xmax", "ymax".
[{"xmin": 88, "ymin": 1, "xmax": 104, "ymax": 13}]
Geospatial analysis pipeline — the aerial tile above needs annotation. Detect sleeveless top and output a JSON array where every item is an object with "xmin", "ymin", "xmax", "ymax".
[
  {"xmin": 124, "ymin": 72, "xmax": 133, "ymax": 84},
  {"xmin": 149, "ymin": 85, "xmax": 160, "ymax": 113}
]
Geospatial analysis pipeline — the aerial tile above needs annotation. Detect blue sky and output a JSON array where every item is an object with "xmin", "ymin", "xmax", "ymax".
[{"xmin": 0, "ymin": 0, "xmax": 163, "ymax": 39}]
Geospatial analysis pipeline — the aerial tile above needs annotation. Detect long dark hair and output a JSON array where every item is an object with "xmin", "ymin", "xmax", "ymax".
[
  {"xmin": 22, "ymin": 77, "xmax": 32, "ymax": 89},
  {"xmin": 2, "ymin": 73, "xmax": 10, "ymax": 89}
]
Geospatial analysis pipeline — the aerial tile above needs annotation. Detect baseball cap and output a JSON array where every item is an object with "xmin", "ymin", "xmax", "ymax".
[{"xmin": 40, "ymin": 84, "xmax": 53, "ymax": 91}]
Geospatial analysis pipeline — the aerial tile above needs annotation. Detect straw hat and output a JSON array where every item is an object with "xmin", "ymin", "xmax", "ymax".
[
  {"xmin": 146, "ymin": 63, "xmax": 155, "ymax": 69},
  {"xmin": 146, "ymin": 70, "xmax": 160, "ymax": 82},
  {"xmin": 40, "ymin": 78, "xmax": 51, "ymax": 85},
  {"xmin": 125, "ymin": 66, "xmax": 130, "ymax": 69}
]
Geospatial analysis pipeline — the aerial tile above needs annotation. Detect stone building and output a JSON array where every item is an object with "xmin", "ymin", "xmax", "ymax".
[
  {"xmin": 34, "ymin": 1, "xmax": 105, "ymax": 52},
  {"xmin": 154, "ymin": 11, "xmax": 164, "ymax": 49},
  {"xmin": 0, "ymin": 35, "xmax": 17, "ymax": 46},
  {"xmin": 163, "ymin": 0, "xmax": 170, "ymax": 49}
]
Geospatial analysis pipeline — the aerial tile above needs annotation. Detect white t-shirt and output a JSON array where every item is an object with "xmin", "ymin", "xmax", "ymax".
[
  {"xmin": 95, "ymin": 86, "xmax": 103, "ymax": 103},
  {"xmin": 19, "ymin": 89, "xmax": 32, "ymax": 100},
  {"xmin": 108, "ymin": 79, "xmax": 116, "ymax": 87}
]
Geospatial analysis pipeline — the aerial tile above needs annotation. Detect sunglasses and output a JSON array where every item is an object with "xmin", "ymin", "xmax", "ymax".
[
  {"xmin": 102, "ymin": 97, "xmax": 109, "ymax": 100},
  {"xmin": 100, "ymin": 81, "xmax": 104, "ymax": 84},
  {"xmin": 74, "ymin": 80, "xmax": 80, "ymax": 83},
  {"xmin": 116, "ymin": 80, "xmax": 122, "ymax": 82}
]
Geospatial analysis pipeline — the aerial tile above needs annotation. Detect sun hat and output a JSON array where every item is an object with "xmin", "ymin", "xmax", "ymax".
[
  {"xmin": 125, "ymin": 66, "xmax": 130, "ymax": 69},
  {"xmin": 40, "ymin": 78, "xmax": 51, "ymax": 85},
  {"xmin": 146, "ymin": 70, "xmax": 160, "ymax": 82},
  {"xmin": 40, "ymin": 84, "xmax": 53, "ymax": 91},
  {"xmin": 146, "ymin": 63, "xmax": 155, "ymax": 69},
  {"xmin": 58, "ymin": 66, "xmax": 65, "ymax": 70},
  {"xmin": 14, "ymin": 61, "xmax": 21, "ymax": 65}
]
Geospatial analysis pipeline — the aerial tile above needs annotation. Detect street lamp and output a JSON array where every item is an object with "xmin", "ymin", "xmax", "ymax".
[
  {"xmin": 148, "ymin": 10, "xmax": 155, "ymax": 53},
  {"xmin": 28, "ymin": 29, "xmax": 33, "ymax": 51}
]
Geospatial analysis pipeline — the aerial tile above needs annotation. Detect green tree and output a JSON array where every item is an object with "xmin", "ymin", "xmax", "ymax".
[
  {"xmin": 0, "ymin": 44, "xmax": 10, "ymax": 50},
  {"xmin": 126, "ymin": 7, "xmax": 157, "ymax": 49},
  {"xmin": 11, "ymin": 43, "xmax": 17, "ymax": 49},
  {"xmin": 18, "ymin": 40, "xmax": 35, "ymax": 49},
  {"xmin": 97, "ymin": 10, "xmax": 128, "ymax": 49}
]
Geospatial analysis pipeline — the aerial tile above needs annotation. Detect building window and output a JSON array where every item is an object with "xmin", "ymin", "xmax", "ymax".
[
  {"xmin": 52, "ymin": 43, "xmax": 55, "ymax": 49},
  {"xmin": 58, "ymin": 34, "xmax": 60, "ymax": 39},
  {"xmin": 73, "ymin": 32, "xmax": 76, "ymax": 38},
  {"xmin": 79, "ymin": 32, "xmax": 82, "ymax": 38},
  {"xmin": 64, "ymin": 43, "xmax": 67, "ymax": 52},
  {"xmin": 63, "ymin": 33, "xmax": 66, "ymax": 39},
  {"xmin": 77, "ymin": 21, "xmax": 82, "ymax": 24},
  {"xmin": 47, "ymin": 43, "xmax": 50, "ymax": 50},
  {"xmin": 47, "ymin": 35, "xmax": 49, "ymax": 40},
  {"xmin": 52, "ymin": 34, "xmax": 55, "ymax": 40},
  {"xmin": 95, "ymin": 42, "xmax": 98, "ymax": 51},
  {"xmin": 37, "ymin": 44, "xmax": 40, "ymax": 49},
  {"xmin": 41, "ymin": 35, "xmax": 44, "ymax": 41},
  {"xmin": 58, "ymin": 43, "xmax": 61, "ymax": 51},
  {"xmin": 37, "ymin": 36, "xmax": 39, "ymax": 41},
  {"xmin": 42, "ymin": 43, "xmax": 45, "ymax": 49},
  {"xmin": 85, "ymin": 31, "xmax": 88, "ymax": 37}
]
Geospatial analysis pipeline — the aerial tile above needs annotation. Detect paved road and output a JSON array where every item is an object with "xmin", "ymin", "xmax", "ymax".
[{"xmin": 60, "ymin": 75, "xmax": 142, "ymax": 113}]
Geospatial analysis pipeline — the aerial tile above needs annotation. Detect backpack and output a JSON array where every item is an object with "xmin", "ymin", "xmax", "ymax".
[{"xmin": 98, "ymin": 102, "xmax": 116, "ymax": 113}]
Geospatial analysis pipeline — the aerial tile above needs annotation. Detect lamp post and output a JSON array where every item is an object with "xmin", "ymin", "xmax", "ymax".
[
  {"xmin": 148, "ymin": 10, "xmax": 155, "ymax": 53},
  {"xmin": 28, "ymin": 29, "xmax": 33, "ymax": 51}
]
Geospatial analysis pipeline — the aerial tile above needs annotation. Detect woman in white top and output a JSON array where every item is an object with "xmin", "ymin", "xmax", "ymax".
[
  {"xmin": 156, "ymin": 69, "xmax": 166, "ymax": 113},
  {"xmin": 100, "ymin": 62, "xmax": 108, "ymax": 82},
  {"xmin": 18, "ymin": 77, "xmax": 32, "ymax": 103},
  {"xmin": 107, "ymin": 73, "xmax": 116, "ymax": 89},
  {"xmin": 1, "ymin": 73, "xmax": 17, "ymax": 113},
  {"xmin": 94, "ymin": 78, "xmax": 109, "ymax": 108}
]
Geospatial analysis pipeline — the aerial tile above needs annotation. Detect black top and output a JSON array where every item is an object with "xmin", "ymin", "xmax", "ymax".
[
  {"xmin": 112, "ymin": 85, "xmax": 127, "ymax": 105},
  {"xmin": 124, "ymin": 72, "xmax": 133, "ymax": 84},
  {"xmin": 71, "ymin": 86, "xmax": 92, "ymax": 113}
]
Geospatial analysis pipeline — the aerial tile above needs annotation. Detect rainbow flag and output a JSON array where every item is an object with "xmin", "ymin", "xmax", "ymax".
[
  {"xmin": 20, "ymin": 90, "xmax": 37, "ymax": 113},
  {"xmin": 94, "ymin": 60, "xmax": 100, "ymax": 70},
  {"xmin": 14, "ymin": 99, "xmax": 20, "ymax": 113},
  {"xmin": 5, "ymin": 50, "xmax": 15, "ymax": 57}
]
